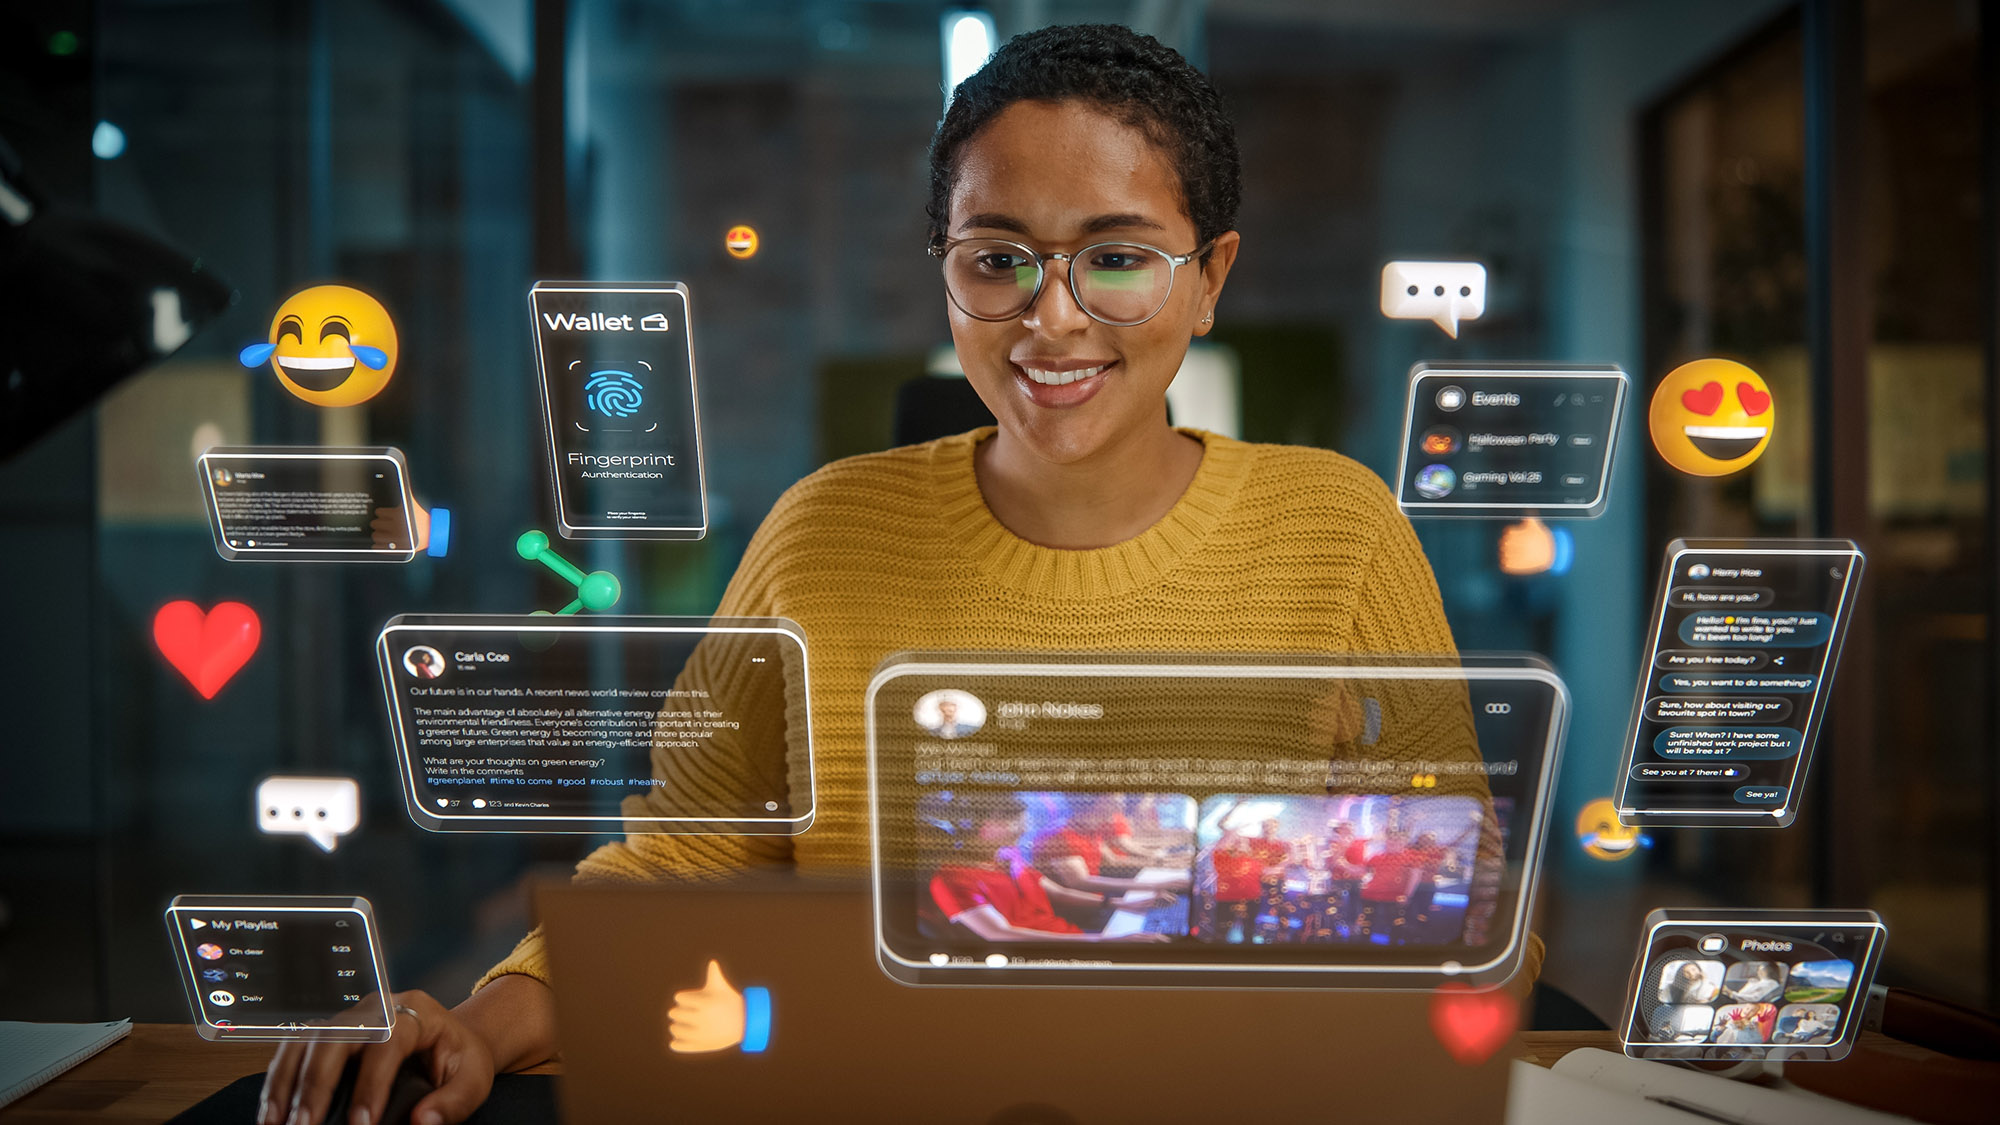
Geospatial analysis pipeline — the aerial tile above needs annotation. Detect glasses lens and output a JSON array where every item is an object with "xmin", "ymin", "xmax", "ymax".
[
  {"xmin": 1073, "ymin": 244, "xmax": 1173, "ymax": 325},
  {"xmin": 943, "ymin": 241, "xmax": 1041, "ymax": 320}
]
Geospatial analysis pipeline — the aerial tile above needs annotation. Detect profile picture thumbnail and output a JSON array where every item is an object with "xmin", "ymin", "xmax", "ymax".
[
  {"xmin": 1419, "ymin": 426, "xmax": 1461, "ymax": 456},
  {"xmin": 1722, "ymin": 960, "xmax": 1786, "ymax": 1003},
  {"xmin": 195, "ymin": 942, "xmax": 224, "ymax": 961},
  {"xmin": 211, "ymin": 467, "xmax": 234, "ymax": 487},
  {"xmin": 1772, "ymin": 1002, "xmax": 1840, "ymax": 1045},
  {"xmin": 403, "ymin": 645, "xmax": 446, "ymax": 680},
  {"xmin": 913, "ymin": 689, "xmax": 985, "ymax": 739},
  {"xmin": 1413, "ymin": 464, "xmax": 1456, "ymax": 499},
  {"xmin": 1655, "ymin": 958, "xmax": 1723, "ymax": 1005}
]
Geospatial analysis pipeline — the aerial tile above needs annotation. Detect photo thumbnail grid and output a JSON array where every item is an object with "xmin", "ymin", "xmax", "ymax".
[{"xmin": 1623, "ymin": 913, "xmax": 1884, "ymax": 1060}]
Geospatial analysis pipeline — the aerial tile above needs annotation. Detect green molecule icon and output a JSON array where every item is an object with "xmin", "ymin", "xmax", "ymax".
[{"xmin": 516, "ymin": 530, "xmax": 622, "ymax": 614}]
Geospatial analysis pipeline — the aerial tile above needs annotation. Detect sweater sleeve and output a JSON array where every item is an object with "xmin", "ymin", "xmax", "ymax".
[{"xmin": 473, "ymin": 487, "xmax": 806, "ymax": 993}]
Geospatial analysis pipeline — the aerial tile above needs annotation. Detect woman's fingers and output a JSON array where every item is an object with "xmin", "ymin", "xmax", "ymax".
[
  {"xmin": 284, "ymin": 1039, "xmax": 360, "ymax": 1125},
  {"xmin": 345, "ymin": 1021, "xmax": 426, "ymax": 1125},
  {"xmin": 260, "ymin": 1041, "xmax": 309, "ymax": 1125}
]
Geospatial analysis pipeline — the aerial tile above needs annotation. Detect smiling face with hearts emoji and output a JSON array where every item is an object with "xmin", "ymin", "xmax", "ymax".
[
  {"xmin": 153, "ymin": 601, "xmax": 261, "ymax": 699},
  {"xmin": 1649, "ymin": 358, "xmax": 1775, "ymax": 476}
]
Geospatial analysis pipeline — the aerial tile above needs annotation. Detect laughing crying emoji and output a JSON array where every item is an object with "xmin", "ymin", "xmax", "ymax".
[
  {"xmin": 1577, "ymin": 798, "xmax": 1645, "ymax": 861},
  {"xmin": 239, "ymin": 284, "xmax": 399, "ymax": 407},
  {"xmin": 1648, "ymin": 358, "xmax": 1773, "ymax": 476}
]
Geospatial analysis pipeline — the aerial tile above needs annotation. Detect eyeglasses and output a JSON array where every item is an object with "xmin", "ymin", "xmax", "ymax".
[{"xmin": 930, "ymin": 236, "xmax": 1216, "ymax": 327}]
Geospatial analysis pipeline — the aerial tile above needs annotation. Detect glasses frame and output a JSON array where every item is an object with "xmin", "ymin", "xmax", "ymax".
[{"xmin": 930, "ymin": 235, "xmax": 1217, "ymax": 327}]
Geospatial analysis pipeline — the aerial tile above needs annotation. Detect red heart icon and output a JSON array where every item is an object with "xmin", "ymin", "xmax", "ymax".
[
  {"xmin": 1680, "ymin": 380, "xmax": 1724, "ymax": 415},
  {"xmin": 1429, "ymin": 983, "xmax": 1519, "ymax": 1066},
  {"xmin": 1737, "ymin": 382, "xmax": 1771, "ymax": 416},
  {"xmin": 153, "ymin": 600, "xmax": 261, "ymax": 700}
]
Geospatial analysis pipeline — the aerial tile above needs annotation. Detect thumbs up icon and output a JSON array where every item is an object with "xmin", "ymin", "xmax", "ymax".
[{"xmin": 666, "ymin": 959, "xmax": 771, "ymax": 1054}]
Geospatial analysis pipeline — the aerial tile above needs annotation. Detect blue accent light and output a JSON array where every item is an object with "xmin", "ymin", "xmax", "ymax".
[
  {"xmin": 92, "ymin": 121, "xmax": 126, "ymax": 159},
  {"xmin": 741, "ymin": 986, "xmax": 771, "ymax": 1053},
  {"xmin": 427, "ymin": 508, "xmax": 450, "ymax": 557},
  {"xmin": 1549, "ymin": 527, "xmax": 1575, "ymax": 576}
]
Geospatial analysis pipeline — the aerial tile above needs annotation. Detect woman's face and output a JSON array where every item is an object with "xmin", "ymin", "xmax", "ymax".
[{"xmin": 943, "ymin": 99, "xmax": 1239, "ymax": 465}]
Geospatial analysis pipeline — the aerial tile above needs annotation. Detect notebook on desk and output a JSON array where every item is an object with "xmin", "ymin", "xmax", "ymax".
[{"xmin": 0, "ymin": 1019, "xmax": 131, "ymax": 1110}]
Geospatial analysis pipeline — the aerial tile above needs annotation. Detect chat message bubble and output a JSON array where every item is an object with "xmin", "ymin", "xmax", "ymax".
[
  {"xmin": 1380, "ymin": 261, "xmax": 1486, "ymax": 338},
  {"xmin": 1629, "ymin": 763, "xmax": 1751, "ymax": 782},
  {"xmin": 1653, "ymin": 727, "xmax": 1802, "ymax": 760},
  {"xmin": 1645, "ymin": 697, "xmax": 1793, "ymax": 724},
  {"xmin": 1655, "ymin": 649, "xmax": 1770, "ymax": 671},
  {"xmin": 256, "ymin": 776, "xmax": 361, "ymax": 853},
  {"xmin": 1734, "ymin": 786, "xmax": 1787, "ymax": 805},
  {"xmin": 377, "ymin": 615, "xmax": 812, "ymax": 834},
  {"xmin": 1658, "ymin": 672, "xmax": 1817, "ymax": 694},
  {"xmin": 1677, "ymin": 612, "xmax": 1833, "ymax": 648},
  {"xmin": 1669, "ymin": 585, "xmax": 1773, "ymax": 608}
]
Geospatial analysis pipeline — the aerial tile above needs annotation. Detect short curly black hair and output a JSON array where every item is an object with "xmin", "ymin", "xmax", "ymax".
[{"xmin": 926, "ymin": 23, "xmax": 1241, "ymax": 256}]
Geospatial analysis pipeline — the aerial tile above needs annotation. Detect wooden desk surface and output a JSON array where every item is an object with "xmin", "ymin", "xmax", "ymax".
[{"xmin": 2, "ymin": 1024, "xmax": 1609, "ymax": 1123}]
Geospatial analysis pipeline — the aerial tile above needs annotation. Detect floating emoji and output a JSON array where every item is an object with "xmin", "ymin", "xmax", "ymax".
[
  {"xmin": 1649, "ymin": 358, "xmax": 1773, "ymax": 476},
  {"xmin": 239, "ymin": 284, "xmax": 399, "ymax": 407},
  {"xmin": 724, "ymin": 225, "xmax": 760, "ymax": 260},
  {"xmin": 1577, "ymin": 797, "xmax": 1645, "ymax": 861}
]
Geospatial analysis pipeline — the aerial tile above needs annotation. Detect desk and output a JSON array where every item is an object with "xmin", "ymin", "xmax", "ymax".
[
  {"xmin": 2, "ymin": 1025, "xmax": 1605, "ymax": 1123},
  {"xmin": 1, "ymin": 1026, "xmax": 561, "ymax": 1124}
]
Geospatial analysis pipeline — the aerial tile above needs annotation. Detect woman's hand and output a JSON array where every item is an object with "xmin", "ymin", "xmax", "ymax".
[{"xmin": 259, "ymin": 991, "xmax": 495, "ymax": 1125}]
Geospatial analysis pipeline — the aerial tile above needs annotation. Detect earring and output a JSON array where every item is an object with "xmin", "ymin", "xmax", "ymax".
[{"xmin": 1201, "ymin": 312, "xmax": 1214, "ymax": 324}]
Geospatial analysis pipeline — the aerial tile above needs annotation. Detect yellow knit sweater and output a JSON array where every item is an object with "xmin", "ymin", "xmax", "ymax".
[{"xmin": 478, "ymin": 427, "xmax": 1537, "ymax": 989}]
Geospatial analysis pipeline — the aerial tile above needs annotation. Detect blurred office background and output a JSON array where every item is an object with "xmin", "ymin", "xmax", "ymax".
[{"xmin": 0, "ymin": 0, "xmax": 1993, "ymax": 1026}]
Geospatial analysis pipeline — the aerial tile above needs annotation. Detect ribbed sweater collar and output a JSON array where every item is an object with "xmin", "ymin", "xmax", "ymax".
[{"xmin": 930, "ymin": 426, "xmax": 1252, "ymax": 600}]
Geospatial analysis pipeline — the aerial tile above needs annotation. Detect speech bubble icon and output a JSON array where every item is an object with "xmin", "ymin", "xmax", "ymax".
[
  {"xmin": 256, "ymin": 776, "xmax": 360, "ymax": 853},
  {"xmin": 1380, "ymin": 261, "xmax": 1487, "ymax": 338}
]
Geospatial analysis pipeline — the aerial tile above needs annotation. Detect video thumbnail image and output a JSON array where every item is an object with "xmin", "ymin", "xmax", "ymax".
[
  {"xmin": 1190, "ymin": 794, "xmax": 1495, "ymax": 947},
  {"xmin": 918, "ymin": 792, "xmax": 1195, "ymax": 943}
]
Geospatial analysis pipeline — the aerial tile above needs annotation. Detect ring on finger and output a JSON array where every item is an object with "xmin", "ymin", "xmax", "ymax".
[{"xmin": 393, "ymin": 1003, "xmax": 423, "ymax": 1034}]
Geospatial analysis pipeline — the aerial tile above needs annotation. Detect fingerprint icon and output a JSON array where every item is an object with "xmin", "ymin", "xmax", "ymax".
[{"xmin": 584, "ymin": 369, "xmax": 645, "ymax": 418}]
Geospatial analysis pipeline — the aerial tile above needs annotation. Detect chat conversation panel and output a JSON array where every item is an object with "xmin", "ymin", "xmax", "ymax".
[
  {"xmin": 869, "ymin": 655, "xmax": 1567, "ymax": 989},
  {"xmin": 531, "ymin": 281, "xmax": 707, "ymax": 540},
  {"xmin": 198, "ymin": 446, "xmax": 414, "ymax": 562},
  {"xmin": 1613, "ymin": 540, "xmax": 1863, "ymax": 827},
  {"xmin": 1621, "ymin": 908, "xmax": 1884, "ymax": 1062},
  {"xmin": 1395, "ymin": 365, "xmax": 1628, "ymax": 519},
  {"xmin": 376, "ymin": 615, "xmax": 812, "ymax": 834},
  {"xmin": 164, "ymin": 895, "xmax": 393, "ymax": 1042}
]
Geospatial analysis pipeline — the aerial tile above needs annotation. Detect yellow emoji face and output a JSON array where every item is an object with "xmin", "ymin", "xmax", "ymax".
[
  {"xmin": 724, "ymin": 225, "xmax": 759, "ymax": 259},
  {"xmin": 1649, "ymin": 358, "xmax": 1773, "ymax": 476},
  {"xmin": 241, "ymin": 284, "xmax": 399, "ymax": 407},
  {"xmin": 1577, "ymin": 798, "xmax": 1643, "ymax": 861}
]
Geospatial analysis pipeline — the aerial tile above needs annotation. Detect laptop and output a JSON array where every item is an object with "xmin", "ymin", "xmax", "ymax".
[
  {"xmin": 539, "ymin": 880, "xmax": 1516, "ymax": 1124},
  {"xmin": 540, "ymin": 656, "xmax": 1563, "ymax": 1122}
]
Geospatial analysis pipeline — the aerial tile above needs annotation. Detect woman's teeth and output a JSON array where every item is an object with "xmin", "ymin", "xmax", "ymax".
[{"xmin": 1020, "ymin": 364, "xmax": 1105, "ymax": 386}]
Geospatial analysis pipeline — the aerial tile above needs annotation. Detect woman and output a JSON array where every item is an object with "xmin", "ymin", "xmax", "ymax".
[
  {"xmin": 261, "ymin": 24, "xmax": 1469, "ymax": 1125},
  {"xmin": 1663, "ymin": 960, "xmax": 1718, "ymax": 1005}
]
